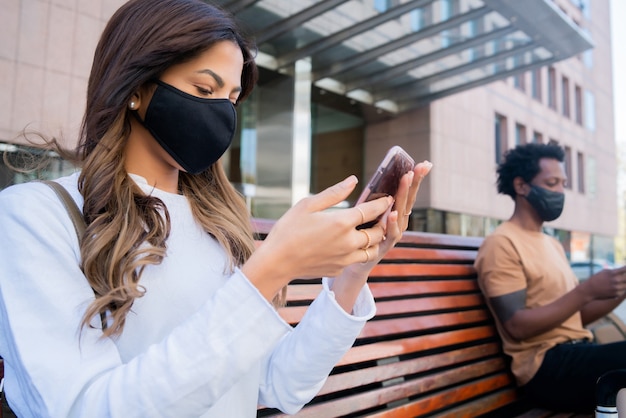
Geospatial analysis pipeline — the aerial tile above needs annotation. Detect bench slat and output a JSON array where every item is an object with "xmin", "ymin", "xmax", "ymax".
[
  {"xmin": 398, "ymin": 231, "xmax": 484, "ymax": 249},
  {"xmin": 318, "ymin": 343, "xmax": 502, "ymax": 397},
  {"xmin": 265, "ymin": 361, "xmax": 512, "ymax": 418},
  {"xmin": 359, "ymin": 310, "xmax": 491, "ymax": 339},
  {"xmin": 337, "ymin": 326, "xmax": 497, "ymax": 367},
  {"xmin": 281, "ymin": 279, "xmax": 481, "ymax": 303},
  {"xmin": 374, "ymin": 294, "xmax": 485, "ymax": 316},
  {"xmin": 369, "ymin": 280, "xmax": 479, "ymax": 298},
  {"xmin": 427, "ymin": 389, "xmax": 520, "ymax": 418},
  {"xmin": 280, "ymin": 293, "xmax": 488, "ymax": 325},
  {"xmin": 278, "ymin": 278, "xmax": 479, "ymax": 304},
  {"xmin": 385, "ymin": 247, "xmax": 478, "ymax": 262},
  {"xmin": 364, "ymin": 374, "xmax": 514, "ymax": 418},
  {"xmin": 371, "ymin": 263, "xmax": 476, "ymax": 277}
]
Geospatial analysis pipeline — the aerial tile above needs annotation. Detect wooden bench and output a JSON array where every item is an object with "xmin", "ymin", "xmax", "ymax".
[{"xmin": 251, "ymin": 219, "xmax": 595, "ymax": 418}]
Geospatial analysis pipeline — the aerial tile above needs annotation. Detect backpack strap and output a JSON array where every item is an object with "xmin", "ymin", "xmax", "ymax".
[
  {"xmin": 40, "ymin": 180, "xmax": 106, "ymax": 330},
  {"xmin": 40, "ymin": 180, "xmax": 85, "ymax": 242}
]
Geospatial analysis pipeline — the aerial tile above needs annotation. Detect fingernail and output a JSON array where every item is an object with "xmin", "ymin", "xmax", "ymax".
[{"xmin": 344, "ymin": 175, "xmax": 358, "ymax": 185}]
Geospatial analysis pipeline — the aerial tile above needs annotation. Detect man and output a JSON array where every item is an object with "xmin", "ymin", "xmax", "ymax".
[{"xmin": 474, "ymin": 143, "xmax": 626, "ymax": 413}]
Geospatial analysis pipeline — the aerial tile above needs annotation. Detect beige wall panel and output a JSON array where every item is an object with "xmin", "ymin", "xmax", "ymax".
[
  {"xmin": 1, "ymin": 0, "xmax": 128, "ymax": 148},
  {"xmin": 365, "ymin": 106, "xmax": 432, "ymax": 209}
]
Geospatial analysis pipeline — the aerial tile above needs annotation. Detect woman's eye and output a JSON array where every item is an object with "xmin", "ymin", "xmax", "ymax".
[{"xmin": 196, "ymin": 86, "xmax": 212, "ymax": 96}]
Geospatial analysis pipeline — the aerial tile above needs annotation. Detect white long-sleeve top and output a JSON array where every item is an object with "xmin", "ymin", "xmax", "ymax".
[{"xmin": 0, "ymin": 172, "xmax": 376, "ymax": 417}]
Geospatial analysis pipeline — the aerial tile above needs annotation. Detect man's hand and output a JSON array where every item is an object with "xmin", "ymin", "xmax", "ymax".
[{"xmin": 582, "ymin": 265, "xmax": 626, "ymax": 300}]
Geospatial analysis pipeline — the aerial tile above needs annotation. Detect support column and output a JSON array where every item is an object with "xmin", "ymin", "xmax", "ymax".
[{"xmin": 291, "ymin": 58, "xmax": 312, "ymax": 206}]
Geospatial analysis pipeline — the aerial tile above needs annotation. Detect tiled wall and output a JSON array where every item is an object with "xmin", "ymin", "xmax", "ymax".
[{"xmin": 0, "ymin": 0, "xmax": 125, "ymax": 149}]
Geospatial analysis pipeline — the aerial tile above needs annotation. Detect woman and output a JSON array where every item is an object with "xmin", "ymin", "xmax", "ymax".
[{"xmin": 0, "ymin": 0, "xmax": 431, "ymax": 416}]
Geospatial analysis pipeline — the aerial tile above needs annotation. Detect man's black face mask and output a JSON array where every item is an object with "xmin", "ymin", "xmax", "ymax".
[{"xmin": 525, "ymin": 184, "xmax": 565, "ymax": 222}]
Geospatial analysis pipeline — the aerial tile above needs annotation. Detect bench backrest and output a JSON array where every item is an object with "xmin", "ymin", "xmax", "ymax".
[{"xmin": 252, "ymin": 219, "xmax": 520, "ymax": 418}]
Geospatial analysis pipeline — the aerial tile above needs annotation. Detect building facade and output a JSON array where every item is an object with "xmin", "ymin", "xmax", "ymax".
[{"xmin": 0, "ymin": 0, "xmax": 616, "ymax": 263}]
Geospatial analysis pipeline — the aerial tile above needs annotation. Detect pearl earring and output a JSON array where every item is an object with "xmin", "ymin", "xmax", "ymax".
[{"xmin": 129, "ymin": 101, "xmax": 136, "ymax": 110}]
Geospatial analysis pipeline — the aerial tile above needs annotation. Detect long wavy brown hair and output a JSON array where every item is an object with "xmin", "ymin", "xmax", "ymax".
[{"xmin": 74, "ymin": 0, "xmax": 269, "ymax": 337}]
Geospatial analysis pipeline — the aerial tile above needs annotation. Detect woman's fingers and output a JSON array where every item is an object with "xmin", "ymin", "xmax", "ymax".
[
  {"xmin": 410, "ymin": 161, "xmax": 432, "ymax": 200},
  {"xmin": 353, "ymin": 195, "xmax": 393, "ymax": 228},
  {"xmin": 304, "ymin": 175, "xmax": 359, "ymax": 212},
  {"xmin": 397, "ymin": 160, "xmax": 433, "ymax": 226},
  {"xmin": 355, "ymin": 224, "xmax": 385, "ymax": 250}
]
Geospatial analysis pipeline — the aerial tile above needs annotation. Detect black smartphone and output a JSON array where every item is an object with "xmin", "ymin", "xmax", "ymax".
[{"xmin": 355, "ymin": 145, "xmax": 415, "ymax": 229}]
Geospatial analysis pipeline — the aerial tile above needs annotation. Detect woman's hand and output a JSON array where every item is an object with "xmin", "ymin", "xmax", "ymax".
[
  {"xmin": 349, "ymin": 160, "xmax": 432, "ymax": 272},
  {"xmin": 331, "ymin": 160, "xmax": 432, "ymax": 312},
  {"xmin": 243, "ymin": 175, "xmax": 394, "ymax": 301}
]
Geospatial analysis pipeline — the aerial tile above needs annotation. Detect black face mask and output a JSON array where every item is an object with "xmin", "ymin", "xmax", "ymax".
[
  {"xmin": 134, "ymin": 80, "xmax": 237, "ymax": 174},
  {"xmin": 524, "ymin": 184, "xmax": 565, "ymax": 222}
]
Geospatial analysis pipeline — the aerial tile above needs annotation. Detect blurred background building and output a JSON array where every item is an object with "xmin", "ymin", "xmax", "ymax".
[{"xmin": 0, "ymin": 0, "xmax": 617, "ymax": 266}]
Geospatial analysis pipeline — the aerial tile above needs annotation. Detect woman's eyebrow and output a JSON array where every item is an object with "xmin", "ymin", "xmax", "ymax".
[
  {"xmin": 196, "ymin": 68, "xmax": 223, "ymax": 87},
  {"xmin": 195, "ymin": 69, "xmax": 242, "ymax": 93}
]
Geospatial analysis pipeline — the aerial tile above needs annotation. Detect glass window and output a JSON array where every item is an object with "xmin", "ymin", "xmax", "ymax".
[
  {"xmin": 531, "ymin": 68, "xmax": 542, "ymax": 101},
  {"xmin": 495, "ymin": 113, "xmax": 508, "ymax": 164},
  {"xmin": 441, "ymin": 0, "xmax": 453, "ymax": 18},
  {"xmin": 374, "ymin": 0, "xmax": 391, "ymax": 13},
  {"xmin": 485, "ymin": 217, "xmax": 502, "ymax": 236},
  {"xmin": 492, "ymin": 38, "xmax": 507, "ymax": 74},
  {"xmin": 581, "ymin": 0, "xmax": 591, "ymax": 19},
  {"xmin": 548, "ymin": 67, "xmax": 557, "ymax": 110},
  {"xmin": 591, "ymin": 235, "xmax": 616, "ymax": 267},
  {"xmin": 443, "ymin": 212, "xmax": 486, "ymax": 237},
  {"xmin": 577, "ymin": 151, "xmax": 585, "ymax": 193},
  {"xmin": 440, "ymin": 0, "xmax": 457, "ymax": 48},
  {"xmin": 575, "ymin": 85, "xmax": 583, "ymax": 125},
  {"xmin": 513, "ymin": 73, "xmax": 525, "ymax": 91},
  {"xmin": 410, "ymin": 8, "xmax": 424, "ymax": 32},
  {"xmin": 562, "ymin": 76, "xmax": 570, "ymax": 118},
  {"xmin": 584, "ymin": 90, "xmax": 596, "ymax": 131},
  {"xmin": 0, "ymin": 143, "xmax": 75, "ymax": 190},
  {"xmin": 225, "ymin": 72, "xmax": 296, "ymax": 219},
  {"xmin": 425, "ymin": 208, "xmax": 445, "ymax": 234},
  {"xmin": 532, "ymin": 131, "xmax": 543, "ymax": 143},
  {"xmin": 311, "ymin": 102, "xmax": 364, "ymax": 203},
  {"xmin": 570, "ymin": 230, "xmax": 591, "ymax": 262},
  {"xmin": 564, "ymin": 146, "xmax": 573, "ymax": 190},
  {"xmin": 515, "ymin": 123, "xmax": 527, "ymax": 145}
]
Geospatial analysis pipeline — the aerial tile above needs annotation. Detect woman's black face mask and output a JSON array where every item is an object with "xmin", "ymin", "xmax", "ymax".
[{"xmin": 133, "ymin": 80, "xmax": 237, "ymax": 174}]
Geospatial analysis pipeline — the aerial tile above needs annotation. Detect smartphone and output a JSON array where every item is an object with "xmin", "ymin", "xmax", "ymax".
[{"xmin": 355, "ymin": 145, "xmax": 415, "ymax": 229}]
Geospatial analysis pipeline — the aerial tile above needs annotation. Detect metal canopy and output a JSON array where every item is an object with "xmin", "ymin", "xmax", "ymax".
[{"xmin": 214, "ymin": 0, "xmax": 593, "ymax": 114}]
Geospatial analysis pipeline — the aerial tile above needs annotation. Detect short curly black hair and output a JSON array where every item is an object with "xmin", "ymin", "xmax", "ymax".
[{"xmin": 497, "ymin": 143, "xmax": 565, "ymax": 199}]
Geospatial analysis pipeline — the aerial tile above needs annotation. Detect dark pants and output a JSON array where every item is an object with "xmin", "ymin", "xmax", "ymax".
[{"xmin": 522, "ymin": 340, "xmax": 626, "ymax": 413}]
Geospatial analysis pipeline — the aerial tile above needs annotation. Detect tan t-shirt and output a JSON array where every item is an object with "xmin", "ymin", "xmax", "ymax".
[{"xmin": 474, "ymin": 221, "xmax": 592, "ymax": 385}]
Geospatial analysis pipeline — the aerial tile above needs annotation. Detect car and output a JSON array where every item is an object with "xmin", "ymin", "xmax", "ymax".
[{"xmin": 570, "ymin": 259, "xmax": 617, "ymax": 281}]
